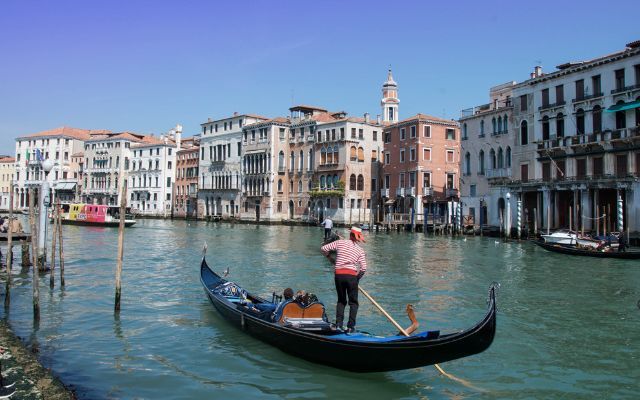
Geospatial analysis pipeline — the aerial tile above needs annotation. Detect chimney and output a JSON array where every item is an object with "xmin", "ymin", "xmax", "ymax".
[
  {"xmin": 376, "ymin": 115, "xmax": 381, "ymax": 124},
  {"xmin": 530, "ymin": 72, "xmax": 535, "ymax": 79},
  {"xmin": 233, "ymin": 111, "xmax": 239, "ymax": 116},
  {"xmin": 364, "ymin": 112, "xmax": 370, "ymax": 123},
  {"xmin": 534, "ymin": 65, "xmax": 543, "ymax": 77},
  {"xmin": 207, "ymin": 118, "xmax": 212, "ymax": 122}
]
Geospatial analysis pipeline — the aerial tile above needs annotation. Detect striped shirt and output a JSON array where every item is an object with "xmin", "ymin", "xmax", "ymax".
[{"xmin": 321, "ymin": 239, "xmax": 367, "ymax": 276}]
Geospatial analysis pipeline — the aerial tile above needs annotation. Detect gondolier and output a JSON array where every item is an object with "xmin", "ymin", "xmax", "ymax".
[{"xmin": 320, "ymin": 226, "xmax": 367, "ymax": 332}]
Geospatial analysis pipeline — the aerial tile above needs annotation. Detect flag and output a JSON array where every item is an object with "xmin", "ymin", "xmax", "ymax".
[{"xmin": 36, "ymin": 149, "xmax": 43, "ymax": 161}]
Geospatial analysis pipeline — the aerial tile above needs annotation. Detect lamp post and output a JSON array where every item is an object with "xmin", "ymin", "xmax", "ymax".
[{"xmin": 38, "ymin": 159, "xmax": 54, "ymax": 268}]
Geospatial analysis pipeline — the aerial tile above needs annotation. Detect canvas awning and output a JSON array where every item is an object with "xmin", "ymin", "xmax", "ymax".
[
  {"xmin": 54, "ymin": 182, "xmax": 77, "ymax": 191},
  {"xmin": 605, "ymin": 100, "xmax": 640, "ymax": 113}
]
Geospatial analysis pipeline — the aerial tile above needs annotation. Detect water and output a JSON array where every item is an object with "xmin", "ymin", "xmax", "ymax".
[{"xmin": 1, "ymin": 220, "xmax": 639, "ymax": 399}]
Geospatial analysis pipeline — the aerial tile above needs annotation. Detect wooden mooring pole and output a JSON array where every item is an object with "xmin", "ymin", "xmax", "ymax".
[
  {"xmin": 5, "ymin": 182, "xmax": 14, "ymax": 309},
  {"xmin": 50, "ymin": 197, "xmax": 58, "ymax": 289},
  {"xmin": 57, "ymin": 198, "xmax": 65, "ymax": 287},
  {"xmin": 115, "ymin": 180, "xmax": 127, "ymax": 312},
  {"xmin": 29, "ymin": 188, "xmax": 40, "ymax": 321}
]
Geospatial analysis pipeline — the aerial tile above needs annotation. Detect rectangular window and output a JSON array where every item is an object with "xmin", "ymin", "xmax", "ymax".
[
  {"xmin": 372, "ymin": 130, "xmax": 377, "ymax": 141},
  {"xmin": 470, "ymin": 185, "xmax": 476, "ymax": 197},
  {"xmin": 409, "ymin": 147, "xmax": 416, "ymax": 161},
  {"xmin": 410, "ymin": 126, "xmax": 416, "ymax": 138},
  {"xmin": 576, "ymin": 158, "xmax": 586, "ymax": 178},
  {"xmin": 592, "ymin": 75, "xmax": 601, "ymax": 96},
  {"xmin": 384, "ymin": 132, "xmax": 391, "ymax": 143},
  {"xmin": 520, "ymin": 164, "xmax": 528, "ymax": 182},
  {"xmin": 593, "ymin": 156, "xmax": 603, "ymax": 176},
  {"xmin": 616, "ymin": 154, "xmax": 628, "ymax": 177},
  {"xmin": 446, "ymin": 150, "xmax": 454, "ymax": 163},
  {"xmin": 635, "ymin": 64, "xmax": 640, "ymax": 86},
  {"xmin": 400, "ymin": 128, "xmax": 406, "ymax": 140},
  {"xmin": 520, "ymin": 94, "xmax": 527, "ymax": 111},
  {"xmin": 384, "ymin": 152, "xmax": 390, "ymax": 165},
  {"xmin": 371, "ymin": 178, "xmax": 377, "ymax": 192},
  {"xmin": 168, "ymin": 161, "xmax": 172, "ymax": 169},
  {"xmin": 340, "ymin": 128, "xmax": 345, "ymax": 139},
  {"xmin": 541, "ymin": 88, "xmax": 549, "ymax": 107},
  {"xmin": 615, "ymin": 69, "xmax": 625, "ymax": 90},
  {"xmin": 358, "ymin": 129, "xmax": 363, "ymax": 139},
  {"xmin": 332, "ymin": 129, "xmax": 336, "ymax": 141},
  {"xmin": 423, "ymin": 172, "xmax": 431, "ymax": 188},
  {"xmin": 399, "ymin": 173, "xmax": 405, "ymax": 188},
  {"xmin": 446, "ymin": 173, "xmax": 455, "ymax": 189},
  {"xmin": 351, "ymin": 128, "xmax": 356, "ymax": 139},
  {"xmin": 446, "ymin": 129, "xmax": 455, "ymax": 140},
  {"xmin": 409, "ymin": 171, "xmax": 416, "ymax": 188},
  {"xmin": 423, "ymin": 148, "xmax": 431, "ymax": 161},
  {"xmin": 423, "ymin": 125, "xmax": 431, "ymax": 138},
  {"xmin": 399, "ymin": 149, "xmax": 405, "ymax": 163},
  {"xmin": 542, "ymin": 162, "xmax": 551, "ymax": 181},
  {"xmin": 385, "ymin": 175, "xmax": 390, "ymax": 189},
  {"xmin": 555, "ymin": 84, "xmax": 564, "ymax": 104},
  {"xmin": 575, "ymin": 79, "xmax": 584, "ymax": 100},
  {"xmin": 371, "ymin": 150, "xmax": 378, "ymax": 162},
  {"xmin": 167, "ymin": 177, "xmax": 171, "ymax": 187}
]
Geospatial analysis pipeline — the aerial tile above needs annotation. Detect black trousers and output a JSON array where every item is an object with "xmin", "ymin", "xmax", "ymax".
[
  {"xmin": 324, "ymin": 228, "xmax": 332, "ymax": 239},
  {"xmin": 334, "ymin": 274, "xmax": 359, "ymax": 329}
]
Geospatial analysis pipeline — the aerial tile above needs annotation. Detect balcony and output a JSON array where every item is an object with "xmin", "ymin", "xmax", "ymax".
[
  {"xmin": 572, "ymin": 92, "xmax": 604, "ymax": 104},
  {"xmin": 538, "ymin": 101, "xmax": 566, "ymax": 111},
  {"xmin": 380, "ymin": 188, "xmax": 389, "ymax": 198},
  {"xmin": 446, "ymin": 188, "xmax": 460, "ymax": 198},
  {"xmin": 407, "ymin": 187, "xmax": 416, "ymax": 197},
  {"xmin": 395, "ymin": 187, "xmax": 405, "ymax": 197},
  {"xmin": 278, "ymin": 166, "xmax": 285, "ymax": 174},
  {"xmin": 485, "ymin": 168, "xmax": 512, "ymax": 179},
  {"xmin": 611, "ymin": 84, "xmax": 640, "ymax": 95},
  {"xmin": 422, "ymin": 187, "xmax": 434, "ymax": 197}
]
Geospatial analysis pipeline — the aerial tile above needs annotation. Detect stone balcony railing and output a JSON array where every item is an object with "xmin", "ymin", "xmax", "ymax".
[
  {"xmin": 380, "ymin": 188, "xmax": 389, "ymax": 198},
  {"xmin": 537, "ymin": 127, "xmax": 640, "ymax": 151},
  {"xmin": 446, "ymin": 188, "xmax": 460, "ymax": 198},
  {"xmin": 486, "ymin": 168, "xmax": 512, "ymax": 179},
  {"xmin": 395, "ymin": 187, "xmax": 405, "ymax": 197},
  {"xmin": 422, "ymin": 186, "xmax": 434, "ymax": 196}
]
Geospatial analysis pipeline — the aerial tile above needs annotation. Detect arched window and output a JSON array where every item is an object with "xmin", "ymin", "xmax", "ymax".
[
  {"xmin": 308, "ymin": 149, "xmax": 313, "ymax": 171},
  {"xmin": 357, "ymin": 147, "xmax": 364, "ymax": 162},
  {"xmin": 299, "ymin": 150, "xmax": 304, "ymax": 171},
  {"xmin": 480, "ymin": 120, "xmax": 485, "ymax": 135},
  {"xmin": 290, "ymin": 151, "xmax": 295, "ymax": 171},
  {"xmin": 497, "ymin": 147, "xmax": 504, "ymax": 168},
  {"xmin": 490, "ymin": 148, "xmax": 496, "ymax": 169},
  {"xmin": 463, "ymin": 123, "xmax": 468, "ymax": 139},
  {"xmin": 542, "ymin": 116, "xmax": 550, "ymax": 140},
  {"xmin": 333, "ymin": 146, "xmax": 339, "ymax": 164},
  {"xmin": 349, "ymin": 174, "xmax": 356, "ymax": 190},
  {"xmin": 506, "ymin": 147, "xmax": 511, "ymax": 168},
  {"xmin": 278, "ymin": 151, "xmax": 284, "ymax": 170},
  {"xmin": 521, "ymin": 120, "xmax": 528, "ymax": 145},
  {"xmin": 298, "ymin": 180, "xmax": 303, "ymax": 192},
  {"xmin": 278, "ymin": 179, "xmax": 283, "ymax": 192},
  {"xmin": 357, "ymin": 175, "xmax": 364, "ymax": 191},
  {"xmin": 497, "ymin": 116, "xmax": 502, "ymax": 133},
  {"xmin": 465, "ymin": 152, "xmax": 471, "ymax": 175},
  {"xmin": 492, "ymin": 117, "xmax": 496, "ymax": 134},
  {"xmin": 350, "ymin": 146, "xmax": 357, "ymax": 161},
  {"xmin": 615, "ymin": 100, "xmax": 626, "ymax": 129},
  {"xmin": 592, "ymin": 105, "xmax": 602, "ymax": 133},
  {"xmin": 320, "ymin": 175, "xmax": 326, "ymax": 189},
  {"xmin": 576, "ymin": 109, "xmax": 585, "ymax": 135},
  {"xmin": 308, "ymin": 180, "xmax": 314, "ymax": 190},
  {"xmin": 320, "ymin": 147, "xmax": 327, "ymax": 165},
  {"xmin": 556, "ymin": 113, "xmax": 565, "ymax": 137},
  {"xmin": 479, "ymin": 150, "xmax": 485, "ymax": 174},
  {"xmin": 503, "ymin": 114, "xmax": 508, "ymax": 132},
  {"xmin": 333, "ymin": 175, "xmax": 339, "ymax": 188},
  {"xmin": 326, "ymin": 146, "xmax": 333, "ymax": 165}
]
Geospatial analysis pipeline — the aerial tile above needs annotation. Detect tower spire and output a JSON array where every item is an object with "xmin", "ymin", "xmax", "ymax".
[{"xmin": 381, "ymin": 68, "xmax": 399, "ymax": 123}]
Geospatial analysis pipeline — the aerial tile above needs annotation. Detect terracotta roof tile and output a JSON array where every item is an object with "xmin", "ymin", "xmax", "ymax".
[
  {"xmin": 17, "ymin": 126, "xmax": 106, "ymax": 141},
  {"xmin": 0, "ymin": 157, "xmax": 15, "ymax": 163}
]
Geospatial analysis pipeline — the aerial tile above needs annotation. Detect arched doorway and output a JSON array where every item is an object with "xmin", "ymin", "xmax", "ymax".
[{"xmin": 498, "ymin": 197, "xmax": 505, "ymax": 228}]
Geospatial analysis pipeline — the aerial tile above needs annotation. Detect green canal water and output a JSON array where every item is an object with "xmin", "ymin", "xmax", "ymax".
[{"xmin": 1, "ymin": 220, "xmax": 638, "ymax": 399}]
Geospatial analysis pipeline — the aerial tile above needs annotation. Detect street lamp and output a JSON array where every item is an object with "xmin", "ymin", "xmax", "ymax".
[{"xmin": 37, "ymin": 159, "xmax": 54, "ymax": 268}]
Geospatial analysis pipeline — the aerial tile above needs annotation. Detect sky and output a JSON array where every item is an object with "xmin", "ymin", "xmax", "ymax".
[{"xmin": 1, "ymin": 0, "xmax": 639, "ymax": 152}]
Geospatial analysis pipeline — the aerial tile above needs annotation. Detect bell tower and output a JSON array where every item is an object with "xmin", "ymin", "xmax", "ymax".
[{"xmin": 381, "ymin": 68, "xmax": 399, "ymax": 123}]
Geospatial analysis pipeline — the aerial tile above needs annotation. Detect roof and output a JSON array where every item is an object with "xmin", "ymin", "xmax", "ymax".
[
  {"xmin": 131, "ymin": 135, "xmax": 176, "ymax": 148},
  {"xmin": 0, "ymin": 157, "xmax": 15, "ymax": 163},
  {"xmin": 389, "ymin": 113, "xmax": 458, "ymax": 127},
  {"xmin": 71, "ymin": 152, "xmax": 84, "ymax": 157},
  {"xmin": 289, "ymin": 105, "xmax": 328, "ymax": 113},
  {"xmin": 86, "ymin": 132, "xmax": 146, "ymax": 143},
  {"xmin": 243, "ymin": 117, "xmax": 291, "ymax": 129},
  {"xmin": 16, "ymin": 126, "xmax": 109, "ymax": 141},
  {"xmin": 202, "ymin": 113, "xmax": 269, "ymax": 125}
]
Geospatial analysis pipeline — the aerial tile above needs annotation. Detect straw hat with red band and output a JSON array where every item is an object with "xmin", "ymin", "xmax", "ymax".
[{"xmin": 350, "ymin": 226, "xmax": 366, "ymax": 242}]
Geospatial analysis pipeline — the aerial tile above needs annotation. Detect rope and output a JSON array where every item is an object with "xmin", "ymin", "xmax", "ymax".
[{"xmin": 581, "ymin": 214, "xmax": 606, "ymax": 220}]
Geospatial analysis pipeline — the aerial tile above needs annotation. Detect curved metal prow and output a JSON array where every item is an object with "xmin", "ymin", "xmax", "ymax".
[{"xmin": 202, "ymin": 242, "xmax": 208, "ymax": 260}]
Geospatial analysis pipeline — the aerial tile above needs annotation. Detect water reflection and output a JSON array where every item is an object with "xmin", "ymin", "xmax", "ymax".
[{"xmin": 1, "ymin": 220, "xmax": 639, "ymax": 399}]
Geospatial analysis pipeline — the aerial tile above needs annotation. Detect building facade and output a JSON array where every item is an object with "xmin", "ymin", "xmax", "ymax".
[
  {"xmin": 459, "ymin": 82, "xmax": 516, "ymax": 229},
  {"xmin": 14, "ymin": 127, "xmax": 96, "ymax": 209},
  {"xmin": 0, "ymin": 157, "xmax": 15, "ymax": 210},
  {"xmin": 199, "ymin": 113, "xmax": 268, "ymax": 219},
  {"xmin": 382, "ymin": 114, "xmax": 461, "ymax": 226},
  {"xmin": 129, "ymin": 134, "xmax": 177, "ymax": 217},
  {"xmin": 173, "ymin": 135, "xmax": 199, "ymax": 218}
]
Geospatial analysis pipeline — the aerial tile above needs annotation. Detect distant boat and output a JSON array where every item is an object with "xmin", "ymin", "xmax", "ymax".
[
  {"xmin": 359, "ymin": 223, "xmax": 370, "ymax": 231},
  {"xmin": 534, "ymin": 240, "xmax": 640, "ymax": 259},
  {"xmin": 540, "ymin": 229, "xmax": 577, "ymax": 245},
  {"xmin": 57, "ymin": 203, "xmax": 136, "ymax": 227}
]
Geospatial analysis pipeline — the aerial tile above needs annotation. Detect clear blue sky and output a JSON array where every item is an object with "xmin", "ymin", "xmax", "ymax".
[{"xmin": 1, "ymin": 0, "xmax": 638, "ymax": 152}]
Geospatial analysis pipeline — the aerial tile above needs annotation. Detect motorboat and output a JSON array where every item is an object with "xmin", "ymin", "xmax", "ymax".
[{"xmin": 540, "ymin": 229, "xmax": 577, "ymax": 245}]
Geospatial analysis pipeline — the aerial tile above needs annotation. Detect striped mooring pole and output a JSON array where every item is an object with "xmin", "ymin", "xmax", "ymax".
[
  {"xmin": 457, "ymin": 202, "xmax": 462, "ymax": 234},
  {"xmin": 517, "ymin": 199, "xmax": 522, "ymax": 239},
  {"xmin": 617, "ymin": 195, "xmax": 624, "ymax": 232}
]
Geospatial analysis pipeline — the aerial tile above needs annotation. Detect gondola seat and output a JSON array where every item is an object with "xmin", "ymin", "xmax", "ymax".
[{"xmin": 273, "ymin": 301, "xmax": 327, "ymax": 324}]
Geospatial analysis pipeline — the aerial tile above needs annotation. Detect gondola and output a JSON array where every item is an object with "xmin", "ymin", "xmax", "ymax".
[
  {"xmin": 534, "ymin": 240, "xmax": 640, "ymax": 259},
  {"xmin": 200, "ymin": 256, "xmax": 497, "ymax": 372}
]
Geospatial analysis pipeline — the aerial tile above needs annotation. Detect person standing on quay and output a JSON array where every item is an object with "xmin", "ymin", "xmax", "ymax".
[
  {"xmin": 320, "ymin": 226, "xmax": 367, "ymax": 333},
  {"xmin": 321, "ymin": 215, "xmax": 333, "ymax": 240}
]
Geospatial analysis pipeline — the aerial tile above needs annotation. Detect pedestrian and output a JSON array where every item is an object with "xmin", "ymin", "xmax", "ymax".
[
  {"xmin": 320, "ymin": 226, "xmax": 367, "ymax": 333},
  {"xmin": 321, "ymin": 215, "xmax": 333, "ymax": 240},
  {"xmin": 618, "ymin": 233, "xmax": 628, "ymax": 252}
]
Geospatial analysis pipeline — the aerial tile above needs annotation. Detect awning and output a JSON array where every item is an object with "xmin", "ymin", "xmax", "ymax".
[
  {"xmin": 384, "ymin": 200, "xmax": 395, "ymax": 205},
  {"xmin": 605, "ymin": 100, "xmax": 640, "ymax": 113},
  {"xmin": 55, "ymin": 182, "xmax": 77, "ymax": 191}
]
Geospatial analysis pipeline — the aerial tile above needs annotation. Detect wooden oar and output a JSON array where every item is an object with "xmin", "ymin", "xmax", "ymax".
[{"xmin": 358, "ymin": 285, "xmax": 483, "ymax": 392}]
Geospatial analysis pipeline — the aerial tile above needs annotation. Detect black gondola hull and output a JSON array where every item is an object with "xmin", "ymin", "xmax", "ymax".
[
  {"xmin": 201, "ymin": 258, "xmax": 497, "ymax": 372},
  {"xmin": 534, "ymin": 240, "xmax": 640, "ymax": 259}
]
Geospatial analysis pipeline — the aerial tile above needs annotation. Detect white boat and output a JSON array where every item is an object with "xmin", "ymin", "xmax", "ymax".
[
  {"xmin": 541, "ymin": 230, "xmax": 577, "ymax": 245},
  {"xmin": 576, "ymin": 237, "xmax": 602, "ymax": 249}
]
